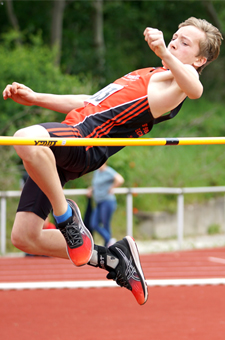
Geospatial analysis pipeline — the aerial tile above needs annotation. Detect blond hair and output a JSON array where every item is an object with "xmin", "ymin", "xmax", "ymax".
[{"xmin": 179, "ymin": 17, "xmax": 223, "ymax": 74}]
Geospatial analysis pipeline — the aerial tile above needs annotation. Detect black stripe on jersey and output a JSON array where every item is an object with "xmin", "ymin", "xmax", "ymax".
[{"xmin": 85, "ymin": 97, "xmax": 150, "ymax": 139}]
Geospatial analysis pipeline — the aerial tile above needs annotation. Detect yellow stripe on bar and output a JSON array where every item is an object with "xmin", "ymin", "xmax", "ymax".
[{"xmin": 0, "ymin": 136, "xmax": 225, "ymax": 146}]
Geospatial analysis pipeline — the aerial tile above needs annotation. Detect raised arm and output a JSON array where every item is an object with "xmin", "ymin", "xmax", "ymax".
[
  {"xmin": 3, "ymin": 82, "xmax": 90, "ymax": 114},
  {"xmin": 143, "ymin": 27, "xmax": 204, "ymax": 99}
]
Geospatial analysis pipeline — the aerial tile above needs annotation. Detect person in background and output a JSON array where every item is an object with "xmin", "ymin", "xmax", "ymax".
[{"xmin": 87, "ymin": 163, "xmax": 124, "ymax": 247}]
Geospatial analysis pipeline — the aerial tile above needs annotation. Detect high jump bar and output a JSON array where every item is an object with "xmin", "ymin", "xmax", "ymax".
[{"xmin": 0, "ymin": 136, "xmax": 225, "ymax": 147}]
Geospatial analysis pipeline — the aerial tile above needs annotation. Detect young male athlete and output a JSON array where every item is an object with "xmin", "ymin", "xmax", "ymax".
[{"xmin": 2, "ymin": 17, "xmax": 222, "ymax": 306}]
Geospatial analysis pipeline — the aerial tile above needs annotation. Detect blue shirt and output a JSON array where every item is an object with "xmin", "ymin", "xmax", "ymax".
[{"xmin": 92, "ymin": 166, "xmax": 117, "ymax": 203}]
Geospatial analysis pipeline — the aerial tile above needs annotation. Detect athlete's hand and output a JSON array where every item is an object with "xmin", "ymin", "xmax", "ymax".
[
  {"xmin": 3, "ymin": 82, "xmax": 37, "ymax": 106},
  {"xmin": 143, "ymin": 27, "xmax": 168, "ymax": 60}
]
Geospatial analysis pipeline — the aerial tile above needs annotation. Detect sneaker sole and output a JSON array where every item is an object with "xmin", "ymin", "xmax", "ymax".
[
  {"xmin": 125, "ymin": 236, "xmax": 148, "ymax": 305},
  {"xmin": 67, "ymin": 199, "xmax": 94, "ymax": 267}
]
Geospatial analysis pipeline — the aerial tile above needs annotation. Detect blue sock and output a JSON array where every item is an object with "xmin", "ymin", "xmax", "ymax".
[{"xmin": 53, "ymin": 203, "xmax": 72, "ymax": 224}]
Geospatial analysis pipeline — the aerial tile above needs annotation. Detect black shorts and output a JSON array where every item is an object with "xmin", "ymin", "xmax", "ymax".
[{"xmin": 17, "ymin": 122, "xmax": 107, "ymax": 220}]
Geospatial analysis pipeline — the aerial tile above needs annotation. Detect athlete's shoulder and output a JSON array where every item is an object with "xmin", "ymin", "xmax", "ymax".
[
  {"xmin": 116, "ymin": 67, "xmax": 167, "ymax": 83},
  {"xmin": 122, "ymin": 67, "xmax": 155, "ymax": 78}
]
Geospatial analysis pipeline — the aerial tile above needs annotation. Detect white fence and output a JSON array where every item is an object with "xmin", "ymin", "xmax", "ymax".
[{"xmin": 1, "ymin": 186, "xmax": 225, "ymax": 255}]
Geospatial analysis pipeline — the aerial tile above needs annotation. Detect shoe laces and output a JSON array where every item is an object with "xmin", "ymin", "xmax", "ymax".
[
  {"xmin": 61, "ymin": 221, "xmax": 83, "ymax": 247},
  {"xmin": 107, "ymin": 270, "xmax": 130, "ymax": 289},
  {"xmin": 116, "ymin": 273, "xmax": 130, "ymax": 289}
]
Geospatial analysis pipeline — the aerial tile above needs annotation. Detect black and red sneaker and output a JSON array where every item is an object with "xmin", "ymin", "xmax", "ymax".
[
  {"xmin": 56, "ymin": 199, "xmax": 94, "ymax": 267},
  {"xmin": 107, "ymin": 236, "xmax": 148, "ymax": 305}
]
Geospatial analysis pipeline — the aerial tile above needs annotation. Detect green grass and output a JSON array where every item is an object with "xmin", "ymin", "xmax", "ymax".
[{"xmin": 207, "ymin": 224, "xmax": 221, "ymax": 235}]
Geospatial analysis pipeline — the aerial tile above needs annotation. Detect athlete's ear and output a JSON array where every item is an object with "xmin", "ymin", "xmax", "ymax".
[{"xmin": 193, "ymin": 56, "xmax": 207, "ymax": 68}]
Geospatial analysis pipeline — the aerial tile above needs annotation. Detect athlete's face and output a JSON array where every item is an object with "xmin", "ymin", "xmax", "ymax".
[{"xmin": 167, "ymin": 25, "xmax": 206, "ymax": 68}]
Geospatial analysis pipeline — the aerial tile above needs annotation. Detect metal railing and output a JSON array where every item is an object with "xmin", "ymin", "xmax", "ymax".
[{"xmin": 1, "ymin": 186, "xmax": 225, "ymax": 255}]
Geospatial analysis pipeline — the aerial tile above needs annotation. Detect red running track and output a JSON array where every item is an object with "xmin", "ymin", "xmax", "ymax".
[
  {"xmin": 1, "ymin": 247, "xmax": 225, "ymax": 340},
  {"xmin": 1, "ymin": 247, "xmax": 225, "ymax": 282}
]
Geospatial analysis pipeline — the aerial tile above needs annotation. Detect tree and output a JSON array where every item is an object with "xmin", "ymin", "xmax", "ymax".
[
  {"xmin": 5, "ymin": 0, "xmax": 19, "ymax": 32},
  {"xmin": 202, "ymin": 0, "xmax": 224, "ymax": 36},
  {"xmin": 51, "ymin": 0, "xmax": 66, "ymax": 67},
  {"xmin": 92, "ymin": 0, "xmax": 105, "ymax": 78},
  {"xmin": 5, "ymin": 0, "xmax": 21, "ymax": 45}
]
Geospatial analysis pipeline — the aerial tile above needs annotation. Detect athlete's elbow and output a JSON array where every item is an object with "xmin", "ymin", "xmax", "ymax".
[
  {"xmin": 188, "ymin": 87, "xmax": 203, "ymax": 100},
  {"xmin": 188, "ymin": 93, "xmax": 202, "ymax": 100}
]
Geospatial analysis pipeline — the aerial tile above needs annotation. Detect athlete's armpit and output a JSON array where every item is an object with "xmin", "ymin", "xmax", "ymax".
[{"xmin": 147, "ymin": 77, "xmax": 186, "ymax": 118}]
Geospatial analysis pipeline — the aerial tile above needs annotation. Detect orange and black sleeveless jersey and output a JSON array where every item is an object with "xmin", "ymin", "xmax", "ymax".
[
  {"xmin": 62, "ymin": 67, "xmax": 184, "ymax": 138},
  {"xmin": 61, "ymin": 67, "xmax": 184, "ymax": 158},
  {"xmin": 63, "ymin": 67, "xmax": 162, "ymax": 138}
]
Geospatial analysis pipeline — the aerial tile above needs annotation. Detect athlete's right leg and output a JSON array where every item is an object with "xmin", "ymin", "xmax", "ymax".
[{"xmin": 88, "ymin": 236, "xmax": 148, "ymax": 305}]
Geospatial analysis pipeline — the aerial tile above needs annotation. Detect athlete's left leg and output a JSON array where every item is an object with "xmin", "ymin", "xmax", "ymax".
[
  {"xmin": 14, "ymin": 125, "xmax": 68, "ymax": 216},
  {"xmin": 11, "ymin": 211, "xmax": 68, "ymax": 258},
  {"xmin": 13, "ymin": 124, "xmax": 93, "ymax": 265}
]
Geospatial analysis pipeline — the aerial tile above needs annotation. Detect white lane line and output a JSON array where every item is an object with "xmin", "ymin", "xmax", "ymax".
[
  {"xmin": 1, "ymin": 278, "xmax": 225, "ymax": 290},
  {"xmin": 208, "ymin": 256, "xmax": 225, "ymax": 264}
]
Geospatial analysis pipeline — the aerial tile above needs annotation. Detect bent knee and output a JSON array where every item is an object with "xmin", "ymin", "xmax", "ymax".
[
  {"xmin": 11, "ymin": 223, "xmax": 40, "ymax": 253},
  {"xmin": 14, "ymin": 126, "xmax": 50, "ymax": 159},
  {"xmin": 11, "ymin": 228, "xmax": 29, "ymax": 252},
  {"xmin": 14, "ymin": 125, "xmax": 49, "ymax": 138},
  {"xmin": 12, "ymin": 212, "xmax": 44, "ymax": 252}
]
